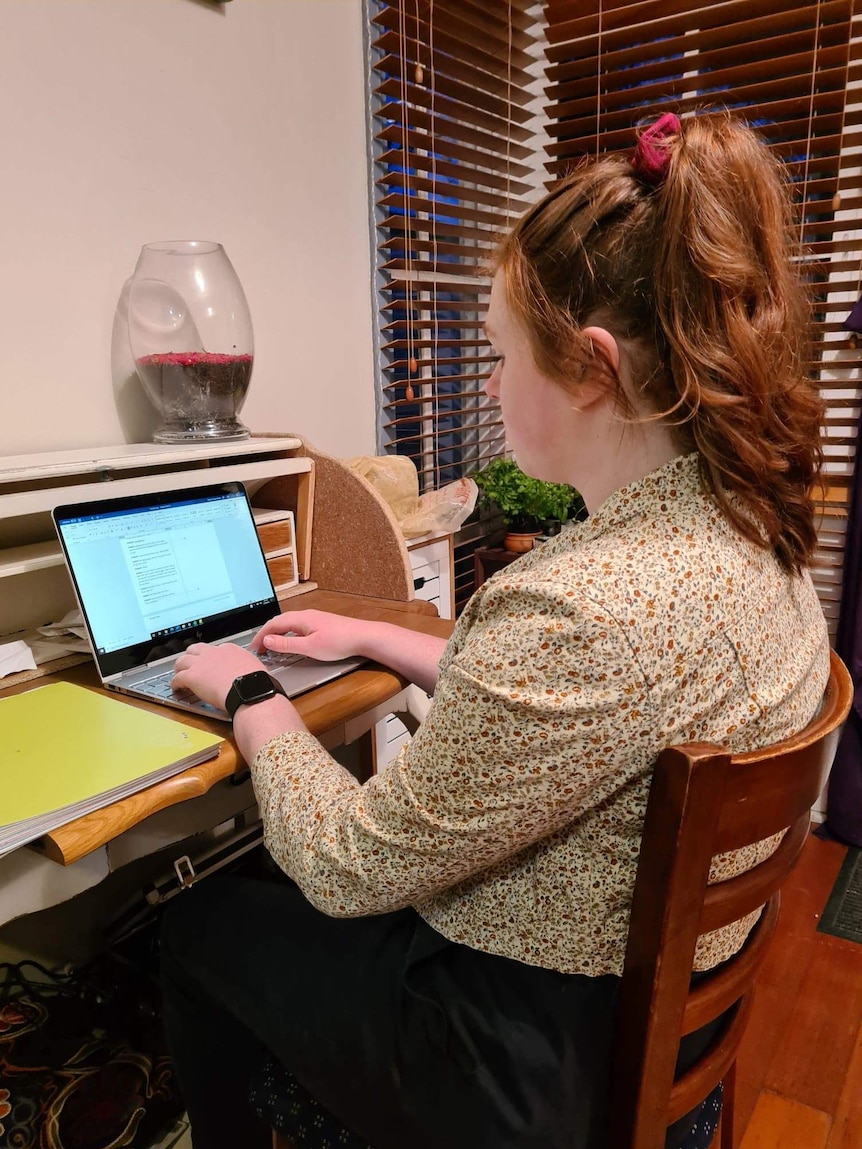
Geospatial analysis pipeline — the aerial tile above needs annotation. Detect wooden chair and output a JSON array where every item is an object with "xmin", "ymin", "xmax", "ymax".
[
  {"xmin": 608, "ymin": 649, "xmax": 852, "ymax": 1149},
  {"xmin": 266, "ymin": 651, "xmax": 851, "ymax": 1149}
]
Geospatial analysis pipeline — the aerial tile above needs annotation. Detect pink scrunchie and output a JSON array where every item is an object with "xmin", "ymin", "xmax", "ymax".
[{"xmin": 632, "ymin": 112, "xmax": 681, "ymax": 185}]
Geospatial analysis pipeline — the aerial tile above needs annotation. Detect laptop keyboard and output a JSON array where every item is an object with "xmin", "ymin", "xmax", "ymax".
[
  {"xmin": 139, "ymin": 672, "xmax": 204, "ymax": 707},
  {"xmin": 236, "ymin": 639, "xmax": 304, "ymax": 671},
  {"xmin": 136, "ymin": 644, "xmax": 304, "ymax": 710}
]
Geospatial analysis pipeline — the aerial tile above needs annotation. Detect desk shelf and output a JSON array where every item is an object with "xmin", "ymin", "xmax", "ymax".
[
  {"xmin": 0, "ymin": 437, "xmax": 301, "ymax": 483},
  {"xmin": 0, "ymin": 540, "xmax": 64, "ymax": 579},
  {"xmin": 0, "ymin": 444, "xmax": 310, "ymax": 521},
  {"xmin": 0, "ymin": 437, "xmax": 316, "ymax": 638},
  {"xmin": 0, "ymin": 530, "xmax": 310, "ymax": 584}
]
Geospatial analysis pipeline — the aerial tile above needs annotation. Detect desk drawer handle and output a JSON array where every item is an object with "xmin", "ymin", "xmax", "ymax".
[{"xmin": 413, "ymin": 576, "xmax": 426, "ymax": 590}]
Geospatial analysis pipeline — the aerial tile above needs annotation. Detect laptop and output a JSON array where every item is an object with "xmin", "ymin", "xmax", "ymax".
[{"xmin": 52, "ymin": 481, "xmax": 365, "ymax": 720}]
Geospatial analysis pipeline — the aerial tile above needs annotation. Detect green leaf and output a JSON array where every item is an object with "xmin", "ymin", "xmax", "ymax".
[{"xmin": 472, "ymin": 458, "xmax": 578, "ymax": 526}]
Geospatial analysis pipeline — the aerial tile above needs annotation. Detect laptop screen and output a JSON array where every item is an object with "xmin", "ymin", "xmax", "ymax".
[{"xmin": 54, "ymin": 482, "xmax": 280, "ymax": 678}]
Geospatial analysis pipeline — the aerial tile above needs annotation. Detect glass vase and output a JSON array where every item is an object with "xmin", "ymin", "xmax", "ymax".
[{"xmin": 128, "ymin": 240, "xmax": 253, "ymax": 443}]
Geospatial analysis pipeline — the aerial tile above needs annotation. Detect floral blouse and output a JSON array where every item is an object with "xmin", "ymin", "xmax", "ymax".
[{"xmin": 250, "ymin": 453, "xmax": 829, "ymax": 976}]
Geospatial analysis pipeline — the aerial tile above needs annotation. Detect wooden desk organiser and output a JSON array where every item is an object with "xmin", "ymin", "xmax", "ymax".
[{"xmin": 0, "ymin": 434, "xmax": 417, "ymax": 689}]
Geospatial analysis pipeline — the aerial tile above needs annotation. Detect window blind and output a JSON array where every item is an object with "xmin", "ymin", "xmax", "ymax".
[
  {"xmin": 542, "ymin": 0, "xmax": 862, "ymax": 635},
  {"xmin": 368, "ymin": 0, "xmax": 539, "ymax": 611}
]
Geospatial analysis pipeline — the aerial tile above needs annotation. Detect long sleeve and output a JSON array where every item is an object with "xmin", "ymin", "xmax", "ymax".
[{"xmin": 250, "ymin": 576, "xmax": 649, "ymax": 917}]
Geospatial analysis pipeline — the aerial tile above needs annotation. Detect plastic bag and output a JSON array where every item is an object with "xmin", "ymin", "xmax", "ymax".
[
  {"xmin": 399, "ymin": 478, "xmax": 478, "ymax": 538},
  {"xmin": 344, "ymin": 456, "xmax": 478, "ymax": 539}
]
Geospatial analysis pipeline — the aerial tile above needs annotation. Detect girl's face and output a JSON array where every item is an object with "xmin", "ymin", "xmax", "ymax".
[{"xmin": 483, "ymin": 273, "xmax": 581, "ymax": 485}]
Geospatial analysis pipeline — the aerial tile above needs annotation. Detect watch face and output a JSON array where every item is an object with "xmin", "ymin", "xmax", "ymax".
[{"xmin": 235, "ymin": 670, "xmax": 277, "ymax": 704}]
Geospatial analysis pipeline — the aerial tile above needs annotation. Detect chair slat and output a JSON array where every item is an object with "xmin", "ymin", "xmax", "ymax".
[
  {"xmin": 713, "ymin": 745, "xmax": 836, "ymax": 853},
  {"xmin": 698, "ymin": 816, "xmax": 808, "ymax": 935},
  {"xmin": 668, "ymin": 993, "xmax": 754, "ymax": 1123},
  {"xmin": 682, "ymin": 896, "xmax": 779, "ymax": 1035}
]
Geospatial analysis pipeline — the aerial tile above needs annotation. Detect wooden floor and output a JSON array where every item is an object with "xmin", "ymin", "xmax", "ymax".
[{"xmin": 734, "ymin": 833, "xmax": 862, "ymax": 1148}]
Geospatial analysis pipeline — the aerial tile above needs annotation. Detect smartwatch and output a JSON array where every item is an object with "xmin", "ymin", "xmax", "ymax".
[{"xmin": 225, "ymin": 670, "xmax": 287, "ymax": 722}]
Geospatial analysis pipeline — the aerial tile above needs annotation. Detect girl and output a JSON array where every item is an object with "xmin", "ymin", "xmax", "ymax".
[{"xmin": 161, "ymin": 112, "xmax": 829, "ymax": 1149}]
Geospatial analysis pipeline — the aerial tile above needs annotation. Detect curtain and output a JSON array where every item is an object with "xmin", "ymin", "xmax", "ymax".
[{"xmin": 829, "ymin": 406, "xmax": 862, "ymax": 845}]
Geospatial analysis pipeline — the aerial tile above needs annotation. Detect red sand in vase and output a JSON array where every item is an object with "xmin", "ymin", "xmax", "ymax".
[
  {"xmin": 135, "ymin": 351, "xmax": 253, "ymax": 440},
  {"xmin": 128, "ymin": 240, "xmax": 255, "ymax": 443}
]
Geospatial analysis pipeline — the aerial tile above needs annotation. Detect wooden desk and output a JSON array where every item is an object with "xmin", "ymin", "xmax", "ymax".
[{"xmin": 2, "ymin": 591, "xmax": 453, "ymax": 868}]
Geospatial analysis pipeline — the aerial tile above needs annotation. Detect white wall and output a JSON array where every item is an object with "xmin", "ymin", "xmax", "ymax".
[{"xmin": 0, "ymin": 0, "xmax": 376, "ymax": 458}]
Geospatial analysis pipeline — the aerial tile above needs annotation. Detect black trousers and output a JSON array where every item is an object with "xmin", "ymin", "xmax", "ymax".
[{"xmin": 159, "ymin": 872, "xmax": 622, "ymax": 1149}]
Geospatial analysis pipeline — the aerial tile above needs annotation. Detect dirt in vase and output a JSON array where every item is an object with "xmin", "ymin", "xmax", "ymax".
[{"xmin": 135, "ymin": 351, "xmax": 253, "ymax": 424}]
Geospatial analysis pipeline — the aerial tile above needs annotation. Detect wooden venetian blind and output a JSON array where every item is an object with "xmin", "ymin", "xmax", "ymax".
[
  {"xmin": 369, "ymin": 0, "xmax": 539, "ymax": 610},
  {"xmin": 543, "ymin": 0, "xmax": 862, "ymax": 635}
]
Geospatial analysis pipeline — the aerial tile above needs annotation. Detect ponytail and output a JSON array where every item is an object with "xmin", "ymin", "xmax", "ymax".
[{"xmin": 652, "ymin": 114, "xmax": 823, "ymax": 573}]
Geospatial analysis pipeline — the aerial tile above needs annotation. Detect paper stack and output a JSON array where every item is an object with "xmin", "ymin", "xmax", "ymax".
[{"xmin": 0, "ymin": 682, "xmax": 224, "ymax": 857}]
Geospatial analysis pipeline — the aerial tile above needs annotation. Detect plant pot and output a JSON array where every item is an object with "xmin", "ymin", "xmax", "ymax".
[{"xmin": 503, "ymin": 530, "xmax": 542, "ymax": 554}]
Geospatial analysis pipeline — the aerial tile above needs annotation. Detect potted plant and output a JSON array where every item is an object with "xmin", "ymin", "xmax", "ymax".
[{"xmin": 472, "ymin": 457, "xmax": 578, "ymax": 553}]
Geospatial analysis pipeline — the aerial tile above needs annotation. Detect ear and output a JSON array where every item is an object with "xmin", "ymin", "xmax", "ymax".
[{"xmin": 582, "ymin": 325, "xmax": 621, "ymax": 376}]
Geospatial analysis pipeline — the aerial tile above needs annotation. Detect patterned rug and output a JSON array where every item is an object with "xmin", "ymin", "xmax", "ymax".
[
  {"xmin": 818, "ymin": 846, "xmax": 862, "ymax": 945},
  {"xmin": 0, "ymin": 953, "xmax": 184, "ymax": 1149}
]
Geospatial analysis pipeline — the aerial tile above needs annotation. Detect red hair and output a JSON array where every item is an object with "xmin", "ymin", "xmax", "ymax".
[{"xmin": 495, "ymin": 113, "xmax": 824, "ymax": 574}]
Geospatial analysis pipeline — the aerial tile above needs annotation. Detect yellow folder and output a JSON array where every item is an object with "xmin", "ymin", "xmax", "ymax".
[{"xmin": 1, "ymin": 682, "xmax": 223, "ymax": 849}]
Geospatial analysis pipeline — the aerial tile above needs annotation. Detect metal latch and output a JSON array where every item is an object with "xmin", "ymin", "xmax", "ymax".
[{"xmin": 173, "ymin": 855, "xmax": 197, "ymax": 889}]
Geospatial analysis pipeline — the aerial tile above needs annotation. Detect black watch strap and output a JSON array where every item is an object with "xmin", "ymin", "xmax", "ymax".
[{"xmin": 225, "ymin": 670, "xmax": 287, "ymax": 722}]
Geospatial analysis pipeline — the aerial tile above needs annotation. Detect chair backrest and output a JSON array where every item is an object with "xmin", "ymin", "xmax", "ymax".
[{"xmin": 609, "ymin": 650, "xmax": 853, "ymax": 1149}]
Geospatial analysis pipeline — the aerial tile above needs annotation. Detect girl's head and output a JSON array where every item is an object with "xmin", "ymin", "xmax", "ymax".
[{"xmin": 492, "ymin": 112, "xmax": 824, "ymax": 573}]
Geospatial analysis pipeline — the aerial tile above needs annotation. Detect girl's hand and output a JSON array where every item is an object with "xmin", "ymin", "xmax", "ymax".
[
  {"xmin": 171, "ymin": 642, "xmax": 265, "ymax": 711},
  {"xmin": 252, "ymin": 609, "xmax": 447, "ymax": 695},
  {"xmin": 250, "ymin": 610, "xmax": 371, "ymax": 663}
]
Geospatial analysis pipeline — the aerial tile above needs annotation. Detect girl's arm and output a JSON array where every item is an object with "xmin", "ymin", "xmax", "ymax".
[{"xmin": 251, "ymin": 609, "xmax": 447, "ymax": 695}]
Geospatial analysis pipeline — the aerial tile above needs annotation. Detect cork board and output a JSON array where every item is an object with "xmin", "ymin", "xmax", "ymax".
[{"xmin": 256, "ymin": 439, "xmax": 413, "ymax": 601}]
